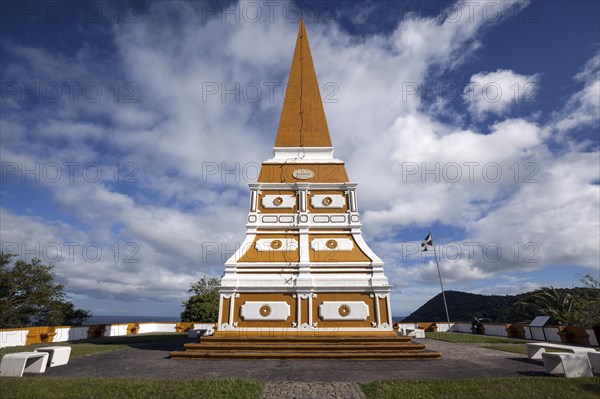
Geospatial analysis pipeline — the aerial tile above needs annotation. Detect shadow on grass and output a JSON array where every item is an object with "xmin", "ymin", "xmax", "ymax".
[
  {"xmin": 79, "ymin": 333, "xmax": 194, "ymax": 350},
  {"xmin": 507, "ymin": 357, "xmax": 543, "ymax": 365},
  {"xmin": 581, "ymin": 381, "xmax": 600, "ymax": 394},
  {"xmin": 425, "ymin": 332, "xmax": 528, "ymax": 344},
  {"xmin": 0, "ymin": 333, "xmax": 196, "ymax": 361},
  {"xmin": 515, "ymin": 371, "xmax": 550, "ymax": 377}
]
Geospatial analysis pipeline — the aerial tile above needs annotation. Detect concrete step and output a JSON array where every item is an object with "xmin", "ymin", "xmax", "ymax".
[
  {"xmin": 170, "ymin": 349, "xmax": 441, "ymax": 360},
  {"xmin": 184, "ymin": 342, "xmax": 426, "ymax": 351},
  {"xmin": 199, "ymin": 335, "xmax": 413, "ymax": 344},
  {"xmin": 170, "ymin": 332, "xmax": 441, "ymax": 360}
]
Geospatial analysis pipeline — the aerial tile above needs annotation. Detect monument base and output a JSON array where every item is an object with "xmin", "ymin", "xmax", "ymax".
[{"xmin": 170, "ymin": 330, "xmax": 441, "ymax": 360}]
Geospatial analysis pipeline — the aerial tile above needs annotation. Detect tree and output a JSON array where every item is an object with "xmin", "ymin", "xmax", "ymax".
[
  {"xmin": 517, "ymin": 287, "xmax": 580, "ymax": 325},
  {"xmin": 0, "ymin": 253, "xmax": 91, "ymax": 327},
  {"xmin": 180, "ymin": 276, "xmax": 220, "ymax": 322},
  {"xmin": 517, "ymin": 276, "xmax": 600, "ymax": 326},
  {"xmin": 576, "ymin": 274, "xmax": 600, "ymax": 327}
]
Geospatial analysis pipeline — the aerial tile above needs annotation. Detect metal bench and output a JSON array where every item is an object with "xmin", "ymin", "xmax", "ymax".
[
  {"xmin": 0, "ymin": 352, "xmax": 49, "ymax": 377},
  {"xmin": 542, "ymin": 352, "xmax": 593, "ymax": 378},
  {"xmin": 525, "ymin": 342, "xmax": 597, "ymax": 360},
  {"xmin": 35, "ymin": 346, "xmax": 72, "ymax": 367}
]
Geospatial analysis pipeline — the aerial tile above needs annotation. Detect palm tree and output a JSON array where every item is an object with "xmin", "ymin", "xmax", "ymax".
[{"xmin": 518, "ymin": 287, "xmax": 580, "ymax": 325}]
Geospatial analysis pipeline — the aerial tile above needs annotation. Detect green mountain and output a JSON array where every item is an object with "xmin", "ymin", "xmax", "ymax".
[
  {"xmin": 402, "ymin": 290, "xmax": 537, "ymax": 323},
  {"xmin": 403, "ymin": 287, "xmax": 599, "ymax": 324}
]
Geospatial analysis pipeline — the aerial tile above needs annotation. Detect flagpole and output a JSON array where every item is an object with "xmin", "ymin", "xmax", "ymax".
[{"xmin": 430, "ymin": 230, "xmax": 452, "ymax": 332}]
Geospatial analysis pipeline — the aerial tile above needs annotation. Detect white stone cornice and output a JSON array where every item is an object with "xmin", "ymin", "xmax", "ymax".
[
  {"xmin": 264, "ymin": 147, "xmax": 343, "ymax": 164},
  {"xmin": 225, "ymin": 234, "xmax": 256, "ymax": 264},
  {"xmin": 352, "ymin": 233, "xmax": 383, "ymax": 264},
  {"xmin": 254, "ymin": 182, "xmax": 358, "ymax": 191}
]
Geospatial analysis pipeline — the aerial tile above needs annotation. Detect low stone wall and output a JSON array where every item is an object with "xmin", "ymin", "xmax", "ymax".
[
  {"xmin": 395, "ymin": 322, "xmax": 599, "ymax": 347},
  {"xmin": 0, "ymin": 322, "xmax": 216, "ymax": 349},
  {"xmin": 4, "ymin": 321, "xmax": 598, "ymax": 348}
]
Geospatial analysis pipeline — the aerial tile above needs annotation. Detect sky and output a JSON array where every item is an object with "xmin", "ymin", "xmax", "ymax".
[{"xmin": 1, "ymin": 0, "xmax": 599, "ymax": 318}]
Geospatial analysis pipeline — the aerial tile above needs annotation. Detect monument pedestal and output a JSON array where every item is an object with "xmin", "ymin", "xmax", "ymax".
[{"xmin": 170, "ymin": 331, "xmax": 441, "ymax": 359}]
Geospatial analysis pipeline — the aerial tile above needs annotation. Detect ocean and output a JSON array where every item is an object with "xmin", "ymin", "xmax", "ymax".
[
  {"xmin": 87, "ymin": 315, "xmax": 180, "ymax": 324},
  {"xmin": 87, "ymin": 315, "xmax": 407, "ymax": 324}
]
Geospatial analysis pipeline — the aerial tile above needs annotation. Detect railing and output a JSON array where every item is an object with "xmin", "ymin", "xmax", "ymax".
[{"xmin": 0, "ymin": 322, "xmax": 216, "ymax": 349}]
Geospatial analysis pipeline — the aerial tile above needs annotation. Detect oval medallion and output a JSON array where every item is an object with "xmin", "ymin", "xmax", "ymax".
[
  {"xmin": 326, "ymin": 239, "xmax": 338, "ymax": 249},
  {"xmin": 260, "ymin": 305, "xmax": 271, "ymax": 317},
  {"xmin": 292, "ymin": 169, "xmax": 315, "ymax": 180}
]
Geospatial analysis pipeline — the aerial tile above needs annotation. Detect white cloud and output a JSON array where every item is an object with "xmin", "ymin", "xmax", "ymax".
[
  {"xmin": 1, "ymin": 0, "xmax": 598, "ymax": 316},
  {"xmin": 359, "ymin": 116, "xmax": 545, "ymax": 230},
  {"xmin": 553, "ymin": 51, "xmax": 600, "ymax": 134},
  {"xmin": 463, "ymin": 69, "xmax": 540, "ymax": 119},
  {"xmin": 469, "ymin": 151, "xmax": 600, "ymax": 270}
]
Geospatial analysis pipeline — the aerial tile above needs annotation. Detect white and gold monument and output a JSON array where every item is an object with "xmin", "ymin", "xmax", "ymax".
[{"xmin": 172, "ymin": 20, "xmax": 440, "ymax": 359}]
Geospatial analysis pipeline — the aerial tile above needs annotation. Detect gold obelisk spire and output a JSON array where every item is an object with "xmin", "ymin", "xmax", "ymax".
[{"xmin": 275, "ymin": 19, "xmax": 332, "ymax": 148}]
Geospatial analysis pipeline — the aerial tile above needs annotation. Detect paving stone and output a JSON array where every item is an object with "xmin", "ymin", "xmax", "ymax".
[
  {"xmin": 260, "ymin": 382, "xmax": 366, "ymax": 399},
  {"xmin": 39, "ymin": 337, "xmax": 547, "ymax": 382}
]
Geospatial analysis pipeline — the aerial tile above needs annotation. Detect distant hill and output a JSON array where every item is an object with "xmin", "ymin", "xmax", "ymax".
[
  {"xmin": 403, "ymin": 288, "xmax": 598, "ymax": 323},
  {"xmin": 402, "ymin": 290, "xmax": 538, "ymax": 323}
]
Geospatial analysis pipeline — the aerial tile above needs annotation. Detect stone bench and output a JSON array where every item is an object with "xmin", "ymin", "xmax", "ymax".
[
  {"xmin": 525, "ymin": 342, "xmax": 597, "ymax": 360},
  {"xmin": 587, "ymin": 351, "xmax": 600, "ymax": 373},
  {"xmin": 403, "ymin": 328, "xmax": 425, "ymax": 338},
  {"xmin": 35, "ymin": 346, "xmax": 72, "ymax": 367},
  {"xmin": 542, "ymin": 352, "xmax": 593, "ymax": 378},
  {"xmin": 0, "ymin": 352, "xmax": 49, "ymax": 377},
  {"xmin": 187, "ymin": 328, "xmax": 215, "ymax": 339}
]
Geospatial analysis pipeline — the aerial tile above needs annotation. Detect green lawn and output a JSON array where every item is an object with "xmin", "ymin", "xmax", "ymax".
[
  {"xmin": 425, "ymin": 332, "xmax": 532, "ymax": 355},
  {"xmin": 481, "ymin": 344, "xmax": 599, "ymax": 355},
  {"xmin": 0, "ymin": 378, "xmax": 263, "ymax": 399},
  {"xmin": 361, "ymin": 377, "xmax": 600, "ymax": 399},
  {"xmin": 425, "ymin": 332, "xmax": 527, "ymax": 344},
  {"xmin": 3, "ymin": 332, "xmax": 598, "ymax": 399},
  {"xmin": 481, "ymin": 343, "xmax": 527, "ymax": 355},
  {"xmin": 0, "ymin": 333, "xmax": 188, "ymax": 361}
]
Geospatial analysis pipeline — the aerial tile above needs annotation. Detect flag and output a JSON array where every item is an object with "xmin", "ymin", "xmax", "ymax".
[{"xmin": 421, "ymin": 232, "xmax": 433, "ymax": 251}]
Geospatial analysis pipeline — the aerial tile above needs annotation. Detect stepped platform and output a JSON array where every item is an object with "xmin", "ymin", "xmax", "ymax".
[{"xmin": 169, "ymin": 332, "xmax": 442, "ymax": 360}]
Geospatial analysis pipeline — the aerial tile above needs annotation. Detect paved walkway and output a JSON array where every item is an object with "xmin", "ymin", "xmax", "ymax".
[
  {"xmin": 38, "ymin": 337, "xmax": 546, "ymax": 383},
  {"xmin": 261, "ymin": 382, "xmax": 366, "ymax": 399}
]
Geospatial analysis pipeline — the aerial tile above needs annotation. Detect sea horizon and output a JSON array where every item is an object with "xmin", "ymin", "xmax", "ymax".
[
  {"xmin": 87, "ymin": 315, "xmax": 181, "ymax": 324},
  {"xmin": 86, "ymin": 315, "xmax": 409, "ymax": 324}
]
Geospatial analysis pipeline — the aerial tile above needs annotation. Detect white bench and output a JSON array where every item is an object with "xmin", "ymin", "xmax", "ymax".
[
  {"xmin": 587, "ymin": 351, "xmax": 600, "ymax": 373},
  {"xmin": 187, "ymin": 328, "xmax": 215, "ymax": 339},
  {"xmin": 35, "ymin": 346, "xmax": 71, "ymax": 367},
  {"xmin": 525, "ymin": 342, "xmax": 597, "ymax": 360},
  {"xmin": 402, "ymin": 328, "xmax": 425, "ymax": 339},
  {"xmin": 0, "ymin": 352, "xmax": 49, "ymax": 377},
  {"xmin": 542, "ymin": 352, "xmax": 593, "ymax": 378}
]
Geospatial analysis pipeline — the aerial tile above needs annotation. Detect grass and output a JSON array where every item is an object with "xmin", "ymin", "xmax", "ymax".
[
  {"xmin": 425, "ymin": 332, "xmax": 581, "ymax": 355},
  {"xmin": 0, "ymin": 378, "xmax": 264, "ymax": 399},
  {"xmin": 361, "ymin": 377, "xmax": 600, "ymax": 399},
  {"xmin": 481, "ymin": 344, "xmax": 600, "ymax": 355},
  {"xmin": 78, "ymin": 332, "xmax": 188, "ymax": 346},
  {"xmin": 3, "ymin": 377, "xmax": 598, "ymax": 399},
  {"xmin": 425, "ymin": 331, "xmax": 527, "ymax": 344},
  {"xmin": 481, "ymin": 343, "xmax": 527, "ymax": 355},
  {"xmin": 0, "ymin": 333, "xmax": 264, "ymax": 399},
  {"xmin": 0, "ymin": 333, "xmax": 187, "ymax": 361}
]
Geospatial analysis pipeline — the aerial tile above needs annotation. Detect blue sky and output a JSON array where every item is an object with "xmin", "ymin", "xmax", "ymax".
[{"xmin": 1, "ymin": 0, "xmax": 598, "ymax": 318}]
